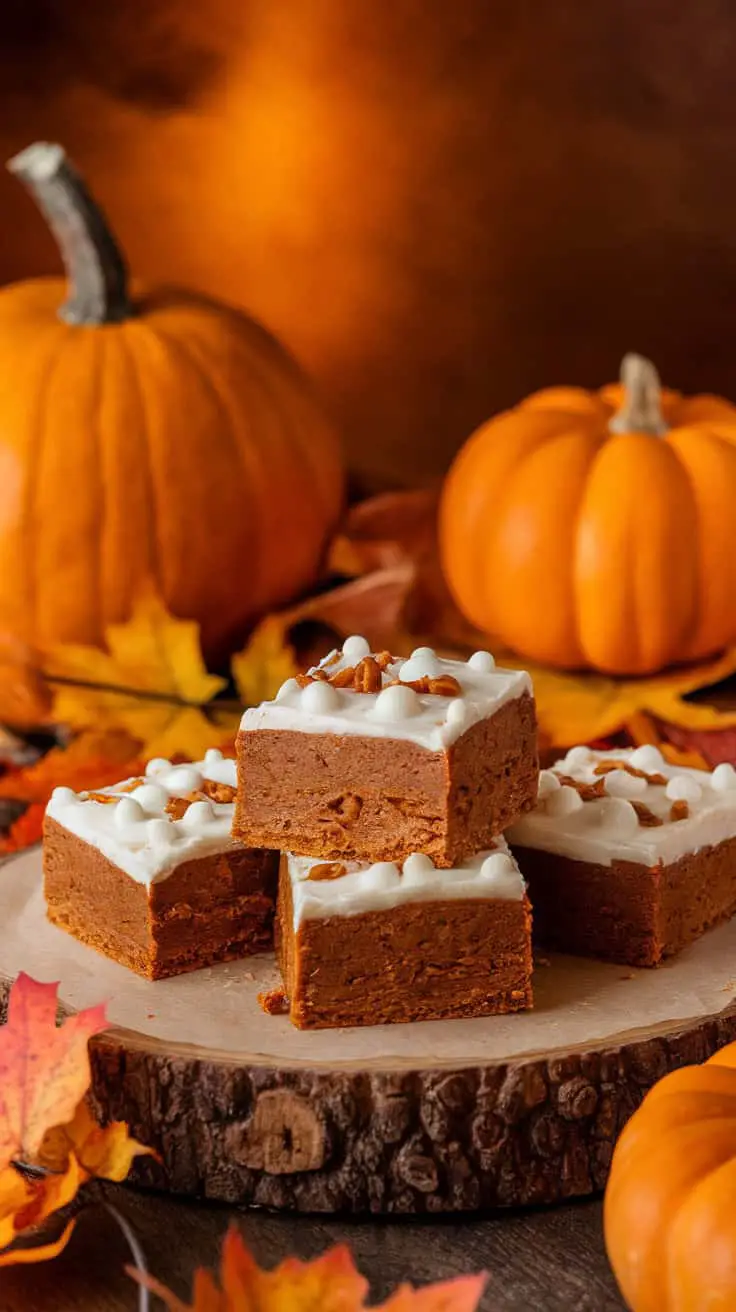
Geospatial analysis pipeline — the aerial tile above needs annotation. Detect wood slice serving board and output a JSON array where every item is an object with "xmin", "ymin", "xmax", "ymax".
[{"xmin": 2, "ymin": 848, "xmax": 736, "ymax": 1214}]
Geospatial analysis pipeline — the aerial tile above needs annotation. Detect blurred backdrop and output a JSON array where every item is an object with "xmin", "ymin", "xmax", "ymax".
[{"xmin": 1, "ymin": 0, "xmax": 735, "ymax": 489}]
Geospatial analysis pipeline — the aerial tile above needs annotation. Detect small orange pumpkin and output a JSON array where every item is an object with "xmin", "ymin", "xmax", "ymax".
[
  {"xmin": 604, "ymin": 1039, "xmax": 736, "ymax": 1311},
  {"xmin": 0, "ymin": 143, "xmax": 344, "ymax": 660},
  {"xmin": 439, "ymin": 355, "xmax": 736, "ymax": 676}
]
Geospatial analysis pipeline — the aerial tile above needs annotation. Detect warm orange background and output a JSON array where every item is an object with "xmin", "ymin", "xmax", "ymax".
[{"xmin": 1, "ymin": 1, "xmax": 736, "ymax": 489}]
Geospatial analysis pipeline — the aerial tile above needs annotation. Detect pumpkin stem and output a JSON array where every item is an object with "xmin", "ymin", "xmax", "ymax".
[
  {"xmin": 7, "ymin": 142, "xmax": 132, "ymax": 325},
  {"xmin": 608, "ymin": 353, "xmax": 668, "ymax": 436}
]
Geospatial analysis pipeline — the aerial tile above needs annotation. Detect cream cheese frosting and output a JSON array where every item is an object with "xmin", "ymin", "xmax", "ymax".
[
  {"xmin": 507, "ymin": 745, "xmax": 736, "ymax": 867},
  {"xmin": 45, "ymin": 750, "xmax": 238, "ymax": 887},
  {"xmin": 240, "ymin": 636, "xmax": 531, "ymax": 751},
  {"xmin": 287, "ymin": 837, "xmax": 526, "ymax": 925}
]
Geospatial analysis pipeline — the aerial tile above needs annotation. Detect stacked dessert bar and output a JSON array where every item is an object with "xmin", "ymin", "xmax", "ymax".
[{"xmin": 234, "ymin": 636, "xmax": 540, "ymax": 1028}]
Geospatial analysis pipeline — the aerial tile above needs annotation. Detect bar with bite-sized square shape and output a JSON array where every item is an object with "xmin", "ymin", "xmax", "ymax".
[
  {"xmin": 507, "ymin": 744, "xmax": 736, "ymax": 967},
  {"xmin": 43, "ymin": 749, "xmax": 278, "ymax": 980},
  {"xmin": 275, "ymin": 838, "xmax": 533, "ymax": 1028},
  {"xmin": 234, "ymin": 636, "xmax": 538, "ymax": 868}
]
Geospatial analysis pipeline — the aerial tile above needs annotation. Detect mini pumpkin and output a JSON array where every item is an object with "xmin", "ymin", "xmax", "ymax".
[
  {"xmin": 0, "ymin": 143, "xmax": 344, "ymax": 660},
  {"xmin": 439, "ymin": 355, "xmax": 736, "ymax": 676},
  {"xmin": 604, "ymin": 1039, "xmax": 736, "ymax": 1310}
]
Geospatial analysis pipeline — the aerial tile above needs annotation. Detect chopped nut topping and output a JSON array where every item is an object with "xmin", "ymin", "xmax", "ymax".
[
  {"xmin": 592, "ymin": 760, "xmax": 667, "ymax": 786},
  {"xmin": 631, "ymin": 801, "xmax": 664, "ymax": 827},
  {"xmin": 85, "ymin": 791, "xmax": 118, "ymax": 804},
  {"xmin": 307, "ymin": 861, "xmax": 348, "ymax": 881},
  {"xmin": 428, "ymin": 674, "xmax": 461, "ymax": 697},
  {"xmin": 353, "ymin": 655, "xmax": 382, "ymax": 693},
  {"xmin": 374, "ymin": 650, "xmax": 394, "ymax": 670},
  {"xmin": 117, "ymin": 777, "xmax": 146, "ymax": 793},
  {"xmin": 555, "ymin": 774, "xmax": 607, "ymax": 801},
  {"xmin": 295, "ymin": 673, "xmax": 313, "ymax": 688},
  {"xmin": 329, "ymin": 665, "xmax": 356, "ymax": 689},
  {"xmin": 670, "ymin": 799, "xmax": 689, "ymax": 822},
  {"xmin": 322, "ymin": 650, "xmax": 341, "ymax": 666},
  {"xmin": 199, "ymin": 780, "xmax": 236, "ymax": 804},
  {"xmin": 258, "ymin": 988, "xmax": 290, "ymax": 1016},
  {"xmin": 165, "ymin": 796, "xmax": 191, "ymax": 820}
]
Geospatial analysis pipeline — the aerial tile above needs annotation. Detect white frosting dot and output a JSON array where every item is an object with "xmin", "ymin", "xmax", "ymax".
[
  {"xmin": 445, "ymin": 698, "xmax": 468, "ymax": 729},
  {"xmin": 563, "ymin": 746, "xmax": 592, "ymax": 769},
  {"xmin": 180, "ymin": 799, "xmax": 215, "ymax": 830},
  {"xmin": 604, "ymin": 769, "xmax": 648, "ymax": 799},
  {"xmin": 537, "ymin": 770, "xmax": 561, "ymax": 799},
  {"xmin": 113, "ymin": 797, "xmax": 145, "ymax": 830},
  {"xmin": 342, "ymin": 635, "xmax": 371, "ymax": 662},
  {"xmin": 363, "ymin": 861, "xmax": 400, "ymax": 891},
  {"xmin": 711, "ymin": 762, "xmax": 736, "ymax": 792},
  {"xmin": 597, "ymin": 797, "xmax": 639, "ymax": 834},
  {"xmin": 545, "ymin": 785, "xmax": 584, "ymax": 817},
  {"xmin": 204, "ymin": 748, "xmax": 223, "ymax": 765},
  {"xmin": 400, "ymin": 652, "xmax": 442, "ymax": 682},
  {"xmin": 131, "ymin": 783, "xmax": 168, "ymax": 815},
  {"xmin": 51, "ymin": 786, "xmax": 76, "ymax": 805},
  {"xmin": 162, "ymin": 765, "xmax": 203, "ymax": 795},
  {"xmin": 276, "ymin": 677, "xmax": 300, "ymax": 701},
  {"xmin": 301, "ymin": 680, "xmax": 342, "ymax": 713},
  {"xmin": 402, "ymin": 853, "xmax": 435, "ymax": 882},
  {"xmin": 480, "ymin": 851, "xmax": 522, "ymax": 897},
  {"xmin": 145, "ymin": 758, "xmax": 170, "ymax": 777},
  {"xmin": 629, "ymin": 745, "xmax": 664, "ymax": 772},
  {"xmin": 372, "ymin": 683, "xmax": 421, "ymax": 722},
  {"xmin": 665, "ymin": 775, "xmax": 702, "ymax": 804},
  {"xmin": 468, "ymin": 650, "xmax": 495, "ymax": 673},
  {"xmin": 146, "ymin": 817, "xmax": 175, "ymax": 848}
]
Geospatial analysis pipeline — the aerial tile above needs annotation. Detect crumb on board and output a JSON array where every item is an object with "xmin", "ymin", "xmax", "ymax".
[
  {"xmin": 258, "ymin": 987, "xmax": 290, "ymax": 1016},
  {"xmin": 535, "ymin": 956, "xmax": 551, "ymax": 968}
]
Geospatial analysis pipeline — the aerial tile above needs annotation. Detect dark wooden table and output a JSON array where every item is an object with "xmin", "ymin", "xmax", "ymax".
[{"xmin": 3, "ymin": 1185, "xmax": 625, "ymax": 1310}]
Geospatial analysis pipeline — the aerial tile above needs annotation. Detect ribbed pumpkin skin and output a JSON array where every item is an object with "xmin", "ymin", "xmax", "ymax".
[
  {"xmin": 0, "ymin": 279, "xmax": 344, "ymax": 658},
  {"xmin": 439, "ymin": 383, "xmax": 736, "ymax": 675},
  {"xmin": 604, "ymin": 1041, "xmax": 736, "ymax": 1311}
]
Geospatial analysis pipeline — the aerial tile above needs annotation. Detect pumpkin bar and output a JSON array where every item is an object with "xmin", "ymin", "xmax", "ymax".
[
  {"xmin": 276, "ymin": 839, "xmax": 533, "ymax": 1029},
  {"xmin": 43, "ymin": 750, "xmax": 278, "ymax": 980},
  {"xmin": 507, "ymin": 745, "xmax": 736, "ymax": 967},
  {"xmin": 234, "ymin": 636, "xmax": 538, "ymax": 868}
]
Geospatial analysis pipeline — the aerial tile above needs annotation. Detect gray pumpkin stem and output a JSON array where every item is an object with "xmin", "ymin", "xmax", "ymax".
[
  {"xmin": 7, "ymin": 142, "xmax": 132, "ymax": 326},
  {"xmin": 609, "ymin": 352, "xmax": 668, "ymax": 436}
]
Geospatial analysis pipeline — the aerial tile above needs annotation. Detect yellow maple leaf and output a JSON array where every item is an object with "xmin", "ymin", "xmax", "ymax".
[
  {"xmin": 488, "ymin": 644, "xmax": 736, "ymax": 748},
  {"xmin": 231, "ymin": 616, "xmax": 298, "ymax": 707},
  {"xmin": 42, "ymin": 587, "xmax": 228, "ymax": 759}
]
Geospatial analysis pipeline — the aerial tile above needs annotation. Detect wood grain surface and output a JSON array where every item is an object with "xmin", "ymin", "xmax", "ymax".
[{"xmin": 1, "ymin": 1182, "xmax": 625, "ymax": 1311}]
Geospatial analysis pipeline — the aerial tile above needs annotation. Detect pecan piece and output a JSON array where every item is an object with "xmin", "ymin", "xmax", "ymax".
[
  {"xmin": 555, "ymin": 773, "xmax": 607, "ymax": 801},
  {"xmin": 593, "ymin": 760, "xmax": 667, "ymax": 786},
  {"xmin": 353, "ymin": 656, "xmax": 382, "ymax": 693},
  {"xmin": 86, "ymin": 791, "xmax": 118, "ymax": 804},
  {"xmin": 670, "ymin": 799, "xmax": 689, "ymax": 822},
  {"xmin": 199, "ymin": 780, "xmax": 236, "ymax": 804},
  {"xmin": 428, "ymin": 674, "xmax": 461, "ymax": 697},
  {"xmin": 165, "ymin": 796, "xmax": 191, "ymax": 820},
  {"xmin": 329, "ymin": 665, "xmax": 356, "ymax": 688},
  {"xmin": 258, "ymin": 988, "xmax": 290, "ymax": 1016},
  {"xmin": 117, "ymin": 777, "xmax": 146, "ymax": 793},
  {"xmin": 295, "ymin": 673, "xmax": 314, "ymax": 688},
  {"xmin": 307, "ymin": 861, "xmax": 348, "ymax": 881},
  {"xmin": 631, "ymin": 801, "xmax": 664, "ymax": 827},
  {"xmin": 375, "ymin": 650, "xmax": 395, "ymax": 670}
]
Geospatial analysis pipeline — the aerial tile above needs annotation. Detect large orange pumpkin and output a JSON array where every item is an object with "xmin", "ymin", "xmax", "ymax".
[
  {"xmin": 439, "ymin": 355, "xmax": 736, "ymax": 676},
  {"xmin": 604, "ymin": 1039, "xmax": 736, "ymax": 1310},
  {"xmin": 0, "ymin": 143, "xmax": 344, "ymax": 660}
]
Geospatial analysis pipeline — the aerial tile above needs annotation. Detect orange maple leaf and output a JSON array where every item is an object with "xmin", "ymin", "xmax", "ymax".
[
  {"xmin": 132, "ymin": 1225, "xmax": 486, "ymax": 1311},
  {"xmin": 0, "ymin": 974, "xmax": 154, "ymax": 1266}
]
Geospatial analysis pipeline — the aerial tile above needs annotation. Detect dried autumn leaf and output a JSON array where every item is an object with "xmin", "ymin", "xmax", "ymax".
[
  {"xmin": 131, "ymin": 1225, "xmax": 486, "ymax": 1312},
  {"xmin": 0, "ymin": 804, "xmax": 44, "ymax": 855},
  {"xmin": 0, "ymin": 1159, "xmax": 80, "ymax": 1266},
  {"xmin": 0, "ymin": 974, "xmax": 107, "ymax": 1165},
  {"xmin": 42, "ymin": 587, "xmax": 227, "ymax": 758},
  {"xmin": 231, "ymin": 616, "xmax": 298, "ymax": 707},
  {"xmin": 0, "ymin": 731, "xmax": 144, "ymax": 803},
  {"xmin": 37, "ymin": 1099, "xmax": 154, "ymax": 1183}
]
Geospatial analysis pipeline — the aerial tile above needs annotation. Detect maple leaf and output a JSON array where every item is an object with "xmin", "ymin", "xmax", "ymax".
[
  {"xmin": 42, "ymin": 587, "xmax": 227, "ymax": 759},
  {"xmin": 131, "ymin": 1225, "xmax": 486, "ymax": 1312},
  {"xmin": 0, "ymin": 975, "xmax": 153, "ymax": 1267},
  {"xmin": 0, "ymin": 974, "xmax": 107, "ymax": 1165},
  {"xmin": 231, "ymin": 617, "xmax": 299, "ymax": 707}
]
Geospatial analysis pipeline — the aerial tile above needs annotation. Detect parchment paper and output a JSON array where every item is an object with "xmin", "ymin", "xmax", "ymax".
[{"xmin": 3, "ymin": 849, "xmax": 735, "ymax": 1069}]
